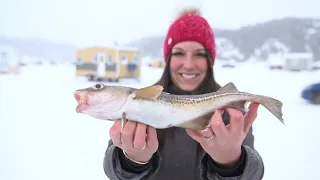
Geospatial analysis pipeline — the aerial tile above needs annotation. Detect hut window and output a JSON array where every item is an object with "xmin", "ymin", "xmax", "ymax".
[
  {"xmin": 92, "ymin": 56, "xmax": 97, "ymax": 64},
  {"xmin": 76, "ymin": 57, "xmax": 82, "ymax": 65},
  {"xmin": 107, "ymin": 55, "xmax": 113, "ymax": 65},
  {"xmin": 0, "ymin": 52, "xmax": 7, "ymax": 59},
  {"xmin": 0, "ymin": 52, "xmax": 8, "ymax": 66},
  {"xmin": 292, "ymin": 59, "xmax": 298, "ymax": 67},
  {"xmin": 132, "ymin": 55, "xmax": 139, "ymax": 64},
  {"xmin": 121, "ymin": 55, "xmax": 128, "ymax": 64}
]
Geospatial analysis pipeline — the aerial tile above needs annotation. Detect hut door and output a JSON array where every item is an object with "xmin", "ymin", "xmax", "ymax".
[
  {"xmin": 0, "ymin": 52, "xmax": 8, "ymax": 71},
  {"xmin": 96, "ymin": 52, "xmax": 106, "ymax": 77}
]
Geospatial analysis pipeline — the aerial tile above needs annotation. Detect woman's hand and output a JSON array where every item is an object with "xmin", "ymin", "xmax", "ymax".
[
  {"xmin": 109, "ymin": 119, "xmax": 159, "ymax": 163},
  {"xmin": 186, "ymin": 103, "xmax": 260, "ymax": 167}
]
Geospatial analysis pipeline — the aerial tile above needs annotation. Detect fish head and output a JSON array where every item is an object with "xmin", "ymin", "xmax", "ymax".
[{"xmin": 73, "ymin": 83, "xmax": 131, "ymax": 120}]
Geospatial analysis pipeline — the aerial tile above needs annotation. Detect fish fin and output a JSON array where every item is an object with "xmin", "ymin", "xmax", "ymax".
[
  {"xmin": 216, "ymin": 83, "xmax": 250, "ymax": 111},
  {"xmin": 121, "ymin": 112, "xmax": 127, "ymax": 132},
  {"xmin": 216, "ymin": 82, "xmax": 240, "ymax": 94},
  {"xmin": 132, "ymin": 85, "xmax": 164, "ymax": 100},
  {"xmin": 175, "ymin": 112, "xmax": 213, "ymax": 130},
  {"xmin": 233, "ymin": 95, "xmax": 284, "ymax": 125},
  {"xmin": 258, "ymin": 96, "xmax": 285, "ymax": 124}
]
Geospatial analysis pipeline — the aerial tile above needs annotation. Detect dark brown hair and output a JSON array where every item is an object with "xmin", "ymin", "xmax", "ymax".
[{"xmin": 153, "ymin": 49, "xmax": 221, "ymax": 146}]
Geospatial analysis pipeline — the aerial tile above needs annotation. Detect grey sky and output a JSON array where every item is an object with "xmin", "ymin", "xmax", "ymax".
[{"xmin": 1, "ymin": 0, "xmax": 319, "ymax": 48}]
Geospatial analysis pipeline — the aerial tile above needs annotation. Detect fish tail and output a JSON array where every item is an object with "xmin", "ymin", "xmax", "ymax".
[
  {"xmin": 213, "ymin": 93, "xmax": 285, "ymax": 125},
  {"xmin": 215, "ymin": 82, "xmax": 284, "ymax": 124},
  {"xmin": 254, "ymin": 95, "xmax": 284, "ymax": 124}
]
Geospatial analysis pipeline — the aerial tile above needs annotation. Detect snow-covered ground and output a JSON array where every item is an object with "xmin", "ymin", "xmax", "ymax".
[{"xmin": 0, "ymin": 61, "xmax": 319, "ymax": 180}]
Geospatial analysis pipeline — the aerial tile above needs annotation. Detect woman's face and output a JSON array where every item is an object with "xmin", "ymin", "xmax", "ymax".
[{"xmin": 169, "ymin": 41, "xmax": 208, "ymax": 91}]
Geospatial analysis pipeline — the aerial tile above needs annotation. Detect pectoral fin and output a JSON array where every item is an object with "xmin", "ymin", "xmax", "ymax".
[
  {"xmin": 121, "ymin": 112, "xmax": 127, "ymax": 132},
  {"xmin": 175, "ymin": 112, "xmax": 213, "ymax": 130},
  {"xmin": 131, "ymin": 85, "xmax": 164, "ymax": 100}
]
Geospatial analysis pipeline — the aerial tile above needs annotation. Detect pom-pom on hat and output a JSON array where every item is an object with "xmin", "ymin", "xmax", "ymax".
[{"xmin": 163, "ymin": 7, "xmax": 216, "ymax": 65}]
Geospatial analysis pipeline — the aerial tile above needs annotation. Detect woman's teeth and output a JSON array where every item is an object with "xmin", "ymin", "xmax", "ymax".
[{"xmin": 181, "ymin": 74, "xmax": 197, "ymax": 79}]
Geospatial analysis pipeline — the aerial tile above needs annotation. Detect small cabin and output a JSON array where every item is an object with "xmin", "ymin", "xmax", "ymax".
[
  {"xmin": 149, "ymin": 58, "xmax": 166, "ymax": 68},
  {"xmin": 0, "ymin": 45, "xmax": 20, "ymax": 74},
  {"xmin": 75, "ymin": 46, "xmax": 141, "ymax": 81},
  {"xmin": 267, "ymin": 54, "xmax": 285, "ymax": 70},
  {"xmin": 284, "ymin": 52, "xmax": 313, "ymax": 71}
]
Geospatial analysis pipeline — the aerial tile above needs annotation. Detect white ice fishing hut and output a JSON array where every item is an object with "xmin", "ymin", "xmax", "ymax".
[
  {"xmin": 0, "ymin": 45, "xmax": 20, "ymax": 74},
  {"xmin": 284, "ymin": 52, "xmax": 313, "ymax": 71},
  {"xmin": 75, "ymin": 45, "xmax": 141, "ymax": 82}
]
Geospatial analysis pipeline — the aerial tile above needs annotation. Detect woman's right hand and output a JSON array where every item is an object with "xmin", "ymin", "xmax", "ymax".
[{"xmin": 109, "ymin": 119, "xmax": 159, "ymax": 163}]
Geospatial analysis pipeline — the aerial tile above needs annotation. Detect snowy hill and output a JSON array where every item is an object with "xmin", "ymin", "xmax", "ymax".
[
  {"xmin": 0, "ymin": 36, "xmax": 77, "ymax": 63},
  {"xmin": 127, "ymin": 17, "xmax": 320, "ymax": 62}
]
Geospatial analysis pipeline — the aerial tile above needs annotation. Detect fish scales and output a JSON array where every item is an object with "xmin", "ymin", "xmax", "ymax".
[{"xmin": 121, "ymin": 94, "xmax": 205, "ymax": 128}]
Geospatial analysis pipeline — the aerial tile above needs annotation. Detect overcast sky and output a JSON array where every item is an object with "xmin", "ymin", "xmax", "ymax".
[{"xmin": 1, "ymin": 0, "xmax": 319, "ymax": 47}]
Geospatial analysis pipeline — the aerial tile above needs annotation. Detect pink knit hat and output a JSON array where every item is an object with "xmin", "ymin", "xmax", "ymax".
[{"xmin": 163, "ymin": 7, "xmax": 216, "ymax": 65}]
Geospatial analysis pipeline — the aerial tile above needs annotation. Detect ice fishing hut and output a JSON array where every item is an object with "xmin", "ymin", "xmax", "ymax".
[
  {"xmin": 149, "ymin": 58, "xmax": 166, "ymax": 68},
  {"xmin": 0, "ymin": 45, "xmax": 20, "ymax": 74},
  {"xmin": 75, "ymin": 46, "xmax": 141, "ymax": 81},
  {"xmin": 284, "ymin": 52, "xmax": 313, "ymax": 71}
]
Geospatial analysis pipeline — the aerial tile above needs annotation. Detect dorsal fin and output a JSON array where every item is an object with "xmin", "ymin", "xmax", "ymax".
[
  {"xmin": 215, "ymin": 82, "xmax": 249, "ymax": 110},
  {"xmin": 131, "ymin": 85, "xmax": 164, "ymax": 100},
  {"xmin": 216, "ymin": 82, "xmax": 240, "ymax": 94}
]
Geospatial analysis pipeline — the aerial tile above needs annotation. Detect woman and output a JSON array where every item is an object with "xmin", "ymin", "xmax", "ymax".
[{"xmin": 103, "ymin": 7, "xmax": 264, "ymax": 180}]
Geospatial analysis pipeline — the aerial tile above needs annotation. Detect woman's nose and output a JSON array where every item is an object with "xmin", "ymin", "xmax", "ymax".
[{"xmin": 183, "ymin": 54, "xmax": 195, "ymax": 68}]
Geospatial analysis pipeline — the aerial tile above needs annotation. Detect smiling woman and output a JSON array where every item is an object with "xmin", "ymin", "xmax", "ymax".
[{"xmin": 103, "ymin": 6, "xmax": 265, "ymax": 180}]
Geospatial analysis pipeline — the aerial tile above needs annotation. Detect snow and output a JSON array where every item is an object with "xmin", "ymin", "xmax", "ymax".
[
  {"xmin": 216, "ymin": 38, "xmax": 244, "ymax": 61},
  {"xmin": 0, "ymin": 61, "xmax": 319, "ymax": 180},
  {"xmin": 261, "ymin": 39, "xmax": 289, "ymax": 53},
  {"xmin": 306, "ymin": 28, "xmax": 317, "ymax": 35}
]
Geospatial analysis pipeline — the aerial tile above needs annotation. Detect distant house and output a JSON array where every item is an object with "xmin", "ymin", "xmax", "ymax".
[
  {"xmin": 75, "ymin": 46, "xmax": 141, "ymax": 82},
  {"xmin": 149, "ymin": 58, "xmax": 166, "ymax": 68},
  {"xmin": 284, "ymin": 52, "xmax": 313, "ymax": 71},
  {"xmin": 0, "ymin": 45, "xmax": 20, "ymax": 74},
  {"xmin": 267, "ymin": 54, "xmax": 285, "ymax": 70}
]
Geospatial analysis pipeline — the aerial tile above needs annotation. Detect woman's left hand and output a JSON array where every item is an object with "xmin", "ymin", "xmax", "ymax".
[{"xmin": 186, "ymin": 103, "xmax": 260, "ymax": 167}]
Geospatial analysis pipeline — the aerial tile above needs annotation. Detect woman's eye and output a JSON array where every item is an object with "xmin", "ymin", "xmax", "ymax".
[
  {"xmin": 172, "ymin": 52, "xmax": 184, "ymax": 56},
  {"xmin": 195, "ymin": 53, "xmax": 206, "ymax": 57}
]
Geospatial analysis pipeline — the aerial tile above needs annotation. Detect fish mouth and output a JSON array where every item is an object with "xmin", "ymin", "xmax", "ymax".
[{"xmin": 74, "ymin": 91, "xmax": 89, "ymax": 113}]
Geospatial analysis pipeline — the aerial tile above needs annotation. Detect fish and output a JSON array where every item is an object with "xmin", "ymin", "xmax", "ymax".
[{"xmin": 73, "ymin": 82, "xmax": 284, "ymax": 131}]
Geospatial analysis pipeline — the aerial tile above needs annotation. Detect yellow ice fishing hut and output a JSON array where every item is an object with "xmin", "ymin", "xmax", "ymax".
[
  {"xmin": 75, "ymin": 46, "xmax": 141, "ymax": 82},
  {"xmin": 149, "ymin": 58, "xmax": 166, "ymax": 68}
]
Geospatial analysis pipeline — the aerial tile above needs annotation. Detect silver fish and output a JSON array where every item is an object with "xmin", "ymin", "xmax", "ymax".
[{"xmin": 73, "ymin": 82, "xmax": 284, "ymax": 130}]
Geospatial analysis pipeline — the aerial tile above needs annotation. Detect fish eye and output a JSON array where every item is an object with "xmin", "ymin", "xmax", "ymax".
[{"xmin": 93, "ymin": 83, "xmax": 104, "ymax": 90}]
